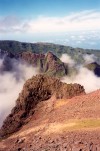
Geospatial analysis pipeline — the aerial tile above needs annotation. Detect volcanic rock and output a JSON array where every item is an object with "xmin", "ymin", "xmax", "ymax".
[
  {"xmin": 0, "ymin": 74, "xmax": 85, "ymax": 137},
  {"xmin": 86, "ymin": 62, "xmax": 100, "ymax": 77},
  {"xmin": 21, "ymin": 51, "xmax": 67, "ymax": 77}
]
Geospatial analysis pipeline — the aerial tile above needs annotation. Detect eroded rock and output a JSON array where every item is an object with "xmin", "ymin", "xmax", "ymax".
[{"xmin": 0, "ymin": 74, "xmax": 85, "ymax": 137}]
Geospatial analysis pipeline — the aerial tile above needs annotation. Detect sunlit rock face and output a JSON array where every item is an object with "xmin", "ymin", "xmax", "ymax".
[{"xmin": 0, "ymin": 74, "xmax": 85, "ymax": 137}]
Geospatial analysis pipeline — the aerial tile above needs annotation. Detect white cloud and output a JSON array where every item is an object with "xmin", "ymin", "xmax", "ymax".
[
  {"xmin": 0, "ymin": 10, "xmax": 100, "ymax": 34},
  {"xmin": 0, "ymin": 16, "xmax": 25, "ymax": 33},
  {"xmin": 61, "ymin": 53, "xmax": 100, "ymax": 93},
  {"xmin": 0, "ymin": 58, "xmax": 39, "ymax": 127},
  {"xmin": 60, "ymin": 54, "xmax": 75, "ymax": 67},
  {"xmin": 27, "ymin": 10, "xmax": 100, "ymax": 33},
  {"xmin": 0, "ymin": 59, "xmax": 3, "ymax": 68},
  {"xmin": 83, "ymin": 54, "xmax": 97, "ymax": 64},
  {"xmin": 62, "ymin": 67, "xmax": 100, "ymax": 93},
  {"xmin": 76, "ymin": 41, "xmax": 82, "ymax": 44}
]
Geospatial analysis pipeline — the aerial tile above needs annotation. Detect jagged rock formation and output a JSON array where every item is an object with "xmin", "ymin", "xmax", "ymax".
[
  {"xmin": 21, "ymin": 51, "xmax": 45, "ymax": 68},
  {"xmin": 0, "ymin": 43, "xmax": 100, "ymax": 77},
  {"xmin": 21, "ymin": 51, "xmax": 67, "ymax": 77},
  {"xmin": 0, "ymin": 49, "xmax": 68, "ymax": 77},
  {"xmin": 0, "ymin": 40, "xmax": 100, "ymax": 61},
  {"xmin": 0, "ymin": 74, "xmax": 85, "ymax": 137}
]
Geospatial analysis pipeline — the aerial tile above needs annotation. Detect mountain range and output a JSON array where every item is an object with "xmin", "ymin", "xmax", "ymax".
[
  {"xmin": 0, "ymin": 40, "xmax": 100, "ymax": 77},
  {"xmin": 0, "ymin": 40, "xmax": 100, "ymax": 61},
  {"xmin": 0, "ymin": 41, "xmax": 100, "ymax": 151}
]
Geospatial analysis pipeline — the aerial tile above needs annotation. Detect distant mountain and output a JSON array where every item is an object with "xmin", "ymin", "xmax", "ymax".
[
  {"xmin": 0, "ymin": 41, "xmax": 100, "ymax": 150},
  {"xmin": 0, "ymin": 50, "xmax": 68, "ymax": 77},
  {"xmin": 0, "ymin": 40, "xmax": 100, "ymax": 77},
  {"xmin": 0, "ymin": 40, "xmax": 100, "ymax": 64}
]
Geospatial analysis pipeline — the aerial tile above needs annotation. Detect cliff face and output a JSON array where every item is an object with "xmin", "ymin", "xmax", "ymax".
[
  {"xmin": 0, "ymin": 40, "xmax": 100, "ymax": 60},
  {"xmin": 0, "ymin": 50, "xmax": 68, "ymax": 77},
  {"xmin": 21, "ymin": 51, "xmax": 67, "ymax": 77},
  {"xmin": 0, "ymin": 74, "xmax": 85, "ymax": 137},
  {"xmin": 21, "ymin": 51, "xmax": 45, "ymax": 68},
  {"xmin": 0, "ymin": 48, "xmax": 100, "ymax": 77}
]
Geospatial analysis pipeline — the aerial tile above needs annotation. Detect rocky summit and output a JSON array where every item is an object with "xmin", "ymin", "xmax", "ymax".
[
  {"xmin": 0, "ymin": 74, "xmax": 85, "ymax": 138},
  {"xmin": 21, "ymin": 51, "xmax": 67, "ymax": 77}
]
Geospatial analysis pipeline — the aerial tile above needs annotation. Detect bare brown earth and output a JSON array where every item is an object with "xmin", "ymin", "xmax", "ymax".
[
  {"xmin": 0, "ymin": 88, "xmax": 100, "ymax": 151},
  {"xmin": 0, "ymin": 90, "xmax": 100, "ymax": 151}
]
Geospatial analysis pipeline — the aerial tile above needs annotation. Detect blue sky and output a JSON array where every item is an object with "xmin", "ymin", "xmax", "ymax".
[
  {"xmin": 0, "ymin": 0, "xmax": 100, "ymax": 17},
  {"xmin": 0, "ymin": 0, "xmax": 100, "ymax": 49}
]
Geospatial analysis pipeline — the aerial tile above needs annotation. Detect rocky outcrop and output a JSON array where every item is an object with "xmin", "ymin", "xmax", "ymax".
[
  {"xmin": 86, "ymin": 62, "xmax": 100, "ymax": 77},
  {"xmin": 0, "ymin": 74, "xmax": 85, "ymax": 137},
  {"xmin": 0, "ymin": 50, "xmax": 67, "ymax": 77},
  {"xmin": 21, "ymin": 51, "xmax": 67, "ymax": 77},
  {"xmin": 21, "ymin": 51, "xmax": 45, "ymax": 69},
  {"xmin": 0, "ymin": 47, "xmax": 100, "ymax": 77},
  {"xmin": 43, "ymin": 52, "xmax": 67, "ymax": 76}
]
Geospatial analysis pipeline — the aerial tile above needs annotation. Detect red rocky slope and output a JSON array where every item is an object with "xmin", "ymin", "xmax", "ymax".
[
  {"xmin": 0, "ymin": 89, "xmax": 100, "ymax": 151},
  {"xmin": 0, "ymin": 74, "xmax": 85, "ymax": 138}
]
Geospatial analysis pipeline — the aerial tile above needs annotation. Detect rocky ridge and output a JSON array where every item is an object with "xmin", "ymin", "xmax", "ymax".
[
  {"xmin": 0, "ymin": 88, "xmax": 100, "ymax": 151},
  {"xmin": 21, "ymin": 51, "xmax": 67, "ymax": 77},
  {"xmin": 0, "ymin": 48, "xmax": 100, "ymax": 77},
  {"xmin": 0, "ymin": 50, "xmax": 68, "ymax": 77},
  {"xmin": 0, "ymin": 74, "xmax": 85, "ymax": 137}
]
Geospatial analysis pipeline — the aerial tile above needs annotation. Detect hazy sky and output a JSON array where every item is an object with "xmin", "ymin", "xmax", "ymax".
[{"xmin": 0, "ymin": 0, "xmax": 100, "ymax": 49}]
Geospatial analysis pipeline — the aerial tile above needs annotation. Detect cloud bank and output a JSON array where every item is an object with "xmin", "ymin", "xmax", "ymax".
[
  {"xmin": 1, "ymin": 10, "xmax": 100, "ymax": 49},
  {"xmin": 83, "ymin": 54, "xmax": 97, "ymax": 64},
  {"xmin": 60, "ymin": 54, "xmax": 75, "ymax": 67},
  {"xmin": 0, "ymin": 58, "xmax": 38, "ymax": 127},
  {"xmin": 61, "ymin": 54, "xmax": 100, "ymax": 93},
  {"xmin": 0, "ymin": 10, "xmax": 100, "ymax": 34},
  {"xmin": 0, "ymin": 53, "xmax": 100, "ymax": 127}
]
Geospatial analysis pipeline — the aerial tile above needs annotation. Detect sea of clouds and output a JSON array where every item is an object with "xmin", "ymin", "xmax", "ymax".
[
  {"xmin": 60, "ymin": 53, "xmax": 100, "ymax": 93},
  {"xmin": 0, "ymin": 53, "xmax": 100, "ymax": 127},
  {"xmin": 0, "ymin": 57, "xmax": 38, "ymax": 127}
]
